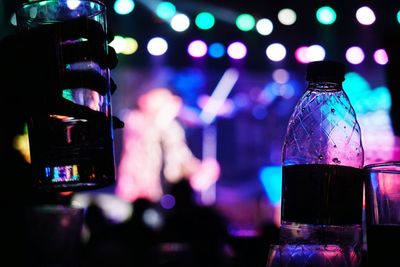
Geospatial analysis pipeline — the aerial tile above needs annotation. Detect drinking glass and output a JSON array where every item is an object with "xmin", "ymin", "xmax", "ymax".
[
  {"xmin": 364, "ymin": 162, "xmax": 400, "ymax": 267},
  {"xmin": 15, "ymin": 0, "xmax": 115, "ymax": 191}
]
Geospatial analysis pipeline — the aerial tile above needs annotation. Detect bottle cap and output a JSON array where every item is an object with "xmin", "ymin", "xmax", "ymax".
[{"xmin": 306, "ymin": 60, "xmax": 345, "ymax": 82}]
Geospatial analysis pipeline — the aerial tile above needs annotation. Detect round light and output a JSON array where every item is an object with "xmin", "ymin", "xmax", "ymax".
[
  {"xmin": 109, "ymin": 35, "xmax": 126, "ymax": 54},
  {"xmin": 345, "ymin": 46, "xmax": 365, "ymax": 64},
  {"xmin": 156, "ymin": 1, "xmax": 176, "ymax": 20},
  {"xmin": 294, "ymin": 46, "xmax": 310, "ymax": 64},
  {"xmin": 121, "ymin": 37, "xmax": 138, "ymax": 55},
  {"xmin": 160, "ymin": 194, "xmax": 175, "ymax": 209},
  {"xmin": 195, "ymin": 12, "xmax": 215, "ymax": 30},
  {"xmin": 147, "ymin": 37, "xmax": 168, "ymax": 56},
  {"xmin": 356, "ymin": 6, "xmax": 376, "ymax": 25},
  {"xmin": 306, "ymin": 44, "xmax": 326, "ymax": 62},
  {"xmin": 114, "ymin": 0, "xmax": 135, "ymax": 15},
  {"xmin": 277, "ymin": 8, "xmax": 297, "ymax": 25},
  {"xmin": 227, "ymin": 42, "xmax": 247, "ymax": 59},
  {"xmin": 316, "ymin": 6, "xmax": 337, "ymax": 25},
  {"xmin": 272, "ymin": 69, "xmax": 290, "ymax": 84},
  {"xmin": 373, "ymin": 49, "xmax": 388, "ymax": 65},
  {"xmin": 236, "ymin": 13, "xmax": 256, "ymax": 31},
  {"xmin": 188, "ymin": 40, "xmax": 208, "ymax": 58},
  {"xmin": 170, "ymin": 13, "xmax": 190, "ymax": 32},
  {"xmin": 209, "ymin": 43, "xmax": 225, "ymax": 58},
  {"xmin": 67, "ymin": 0, "xmax": 81, "ymax": 10},
  {"xmin": 266, "ymin": 43, "xmax": 286, "ymax": 62},
  {"xmin": 256, "ymin": 18, "xmax": 273, "ymax": 35},
  {"xmin": 397, "ymin": 10, "xmax": 400, "ymax": 24}
]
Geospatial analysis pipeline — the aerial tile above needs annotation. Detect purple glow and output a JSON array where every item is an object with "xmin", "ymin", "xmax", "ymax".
[
  {"xmin": 373, "ymin": 49, "xmax": 388, "ymax": 65},
  {"xmin": 227, "ymin": 42, "xmax": 247, "ymax": 59},
  {"xmin": 188, "ymin": 40, "xmax": 208, "ymax": 58},
  {"xmin": 160, "ymin": 194, "xmax": 175, "ymax": 209}
]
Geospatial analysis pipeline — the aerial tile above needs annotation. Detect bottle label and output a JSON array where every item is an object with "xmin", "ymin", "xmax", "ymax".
[{"xmin": 282, "ymin": 164, "xmax": 364, "ymax": 225}]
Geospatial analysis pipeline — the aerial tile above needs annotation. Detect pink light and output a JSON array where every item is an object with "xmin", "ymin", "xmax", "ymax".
[
  {"xmin": 345, "ymin": 46, "xmax": 365, "ymax": 65},
  {"xmin": 187, "ymin": 40, "xmax": 208, "ymax": 58},
  {"xmin": 295, "ymin": 46, "xmax": 309, "ymax": 64},
  {"xmin": 227, "ymin": 42, "xmax": 247, "ymax": 59},
  {"xmin": 373, "ymin": 49, "xmax": 388, "ymax": 65}
]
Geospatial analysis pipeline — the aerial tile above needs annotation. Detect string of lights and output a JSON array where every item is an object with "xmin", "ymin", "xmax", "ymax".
[{"xmin": 109, "ymin": 0, "xmax": 399, "ymax": 66}]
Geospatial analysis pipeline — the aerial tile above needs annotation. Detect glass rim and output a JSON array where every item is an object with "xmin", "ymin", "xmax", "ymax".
[
  {"xmin": 364, "ymin": 161, "xmax": 400, "ymax": 172},
  {"xmin": 17, "ymin": 0, "xmax": 106, "ymax": 12}
]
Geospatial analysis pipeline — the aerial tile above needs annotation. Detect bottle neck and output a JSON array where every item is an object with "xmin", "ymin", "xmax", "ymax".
[{"xmin": 308, "ymin": 81, "xmax": 343, "ymax": 92}]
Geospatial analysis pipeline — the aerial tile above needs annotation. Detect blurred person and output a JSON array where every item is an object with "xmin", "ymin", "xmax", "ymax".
[
  {"xmin": 0, "ymin": 14, "xmax": 121, "ymax": 265},
  {"xmin": 116, "ymin": 88, "xmax": 220, "ymax": 202}
]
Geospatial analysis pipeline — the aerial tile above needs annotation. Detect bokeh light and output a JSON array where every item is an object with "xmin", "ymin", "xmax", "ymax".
[
  {"xmin": 236, "ymin": 14, "xmax": 256, "ymax": 31},
  {"xmin": 356, "ymin": 6, "xmax": 376, "ymax": 25},
  {"xmin": 256, "ymin": 18, "xmax": 273, "ymax": 36},
  {"xmin": 121, "ymin": 37, "xmax": 138, "ymax": 55},
  {"xmin": 188, "ymin": 40, "xmax": 208, "ymax": 58},
  {"xmin": 160, "ymin": 194, "xmax": 175, "ymax": 209},
  {"xmin": 277, "ymin": 8, "xmax": 297, "ymax": 25},
  {"xmin": 259, "ymin": 166, "xmax": 282, "ymax": 206},
  {"xmin": 109, "ymin": 35, "xmax": 126, "ymax": 54},
  {"xmin": 195, "ymin": 12, "xmax": 215, "ymax": 30},
  {"xmin": 209, "ymin": 43, "xmax": 225, "ymax": 58},
  {"xmin": 373, "ymin": 49, "xmax": 388, "ymax": 65},
  {"xmin": 114, "ymin": 0, "xmax": 135, "ymax": 15},
  {"xmin": 306, "ymin": 44, "xmax": 326, "ymax": 62},
  {"xmin": 294, "ymin": 46, "xmax": 310, "ymax": 64},
  {"xmin": 147, "ymin": 37, "xmax": 168, "ymax": 56},
  {"xmin": 266, "ymin": 43, "xmax": 286, "ymax": 62},
  {"xmin": 346, "ymin": 46, "xmax": 365, "ymax": 64},
  {"xmin": 272, "ymin": 69, "xmax": 290, "ymax": 84},
  {"xmin": 227, "ymin": 42, "xmax": 247, "ymax": 59},
  {"xmin": 316, "ymin": 6, "xmax": 337, "ymax": 25},
  {"xmin": 170, "ymin": 13, "xmax": 190, "ymax": 32},
  {"xmin": 67, "ymin": 0, "xmax": 80, "ymax": 10},
  {"xmin": 156, "ymin": 1, "xmax": 176, "ymax": 20},
  {"xmin": 397, "ymin": 10, "xmax": 400, "ymax": 24}
]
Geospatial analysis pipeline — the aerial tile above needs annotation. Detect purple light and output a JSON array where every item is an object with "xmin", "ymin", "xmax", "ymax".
[
  {"xmin": 345, "ymin": 46, "xmax": 365, "ymax": 65},
  {"xmin": 227, "ymin": 42, "xmax": 247, "ymax": 60},
  {"xmin": 187, "ymin": 40, "xmax": 208, "ymax": 58},
  {"xmin": 373, "ymin": 49, "xmax": 388, "ymax": 65},
  {"xmin": 160, "ymin": 194, "xmax": 175, "ymax": 209}
]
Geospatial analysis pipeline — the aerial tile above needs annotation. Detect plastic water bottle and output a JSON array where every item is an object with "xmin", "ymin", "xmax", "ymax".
[{"xmin": 280, "ymin": 60, "xmax": 364, "ymax": 249}]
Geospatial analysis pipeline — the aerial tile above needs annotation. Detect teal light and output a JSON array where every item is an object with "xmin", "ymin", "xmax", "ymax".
[
  {"xmin": 236, "ymin": 13, "xmax": 256, "ymax": 31},
  {"xmin": 343, "ymin": 72, "xmax": 391, "ymax": 114},
  {"xmin": 316, "ymin": 6, "xmax": 336, "ymax": 25},
  {"xmin": 62, "ymin": 89, "xmax": 74, "ymax": 101},
  {"xmin": 195, "ymin": 12, "xmax": 215, "ymax": 30},
  {"xmin": 114, "ymin": 0, "xmax": 135, "ymax": 15},
  {"xmin": 156, "ymin": 1, "xmax": 176, "ymax": 20},
  {"xmin": 259, "ymin": 166, "xmax": 282, "ymax": 206},
  {"xmin": 397, "ymin": 10, "xmax": 400, "ymax": 24}
]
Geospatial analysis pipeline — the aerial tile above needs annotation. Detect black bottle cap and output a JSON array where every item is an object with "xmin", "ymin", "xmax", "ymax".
[{"xmin": 306, "ymin": 60, "xmax": 345, "ymax": 82}]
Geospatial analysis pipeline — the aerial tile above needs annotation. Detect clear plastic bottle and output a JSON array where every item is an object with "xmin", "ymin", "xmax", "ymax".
[{"xmin": 280, "ymin": 60, "xmax": 364, "ymax": 247}]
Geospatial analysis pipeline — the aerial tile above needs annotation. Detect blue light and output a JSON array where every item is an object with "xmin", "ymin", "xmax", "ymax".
[
  {"xmin": 208, "ymin": 42, "xmax": 225, "ymax": 58},
  {"xmin": 114, "ymin": 0, "xmax": 135, "ymax": 15},
  {"xmin": 259, "ymin": 166, "xmax": 282, "ymax": 206}
]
